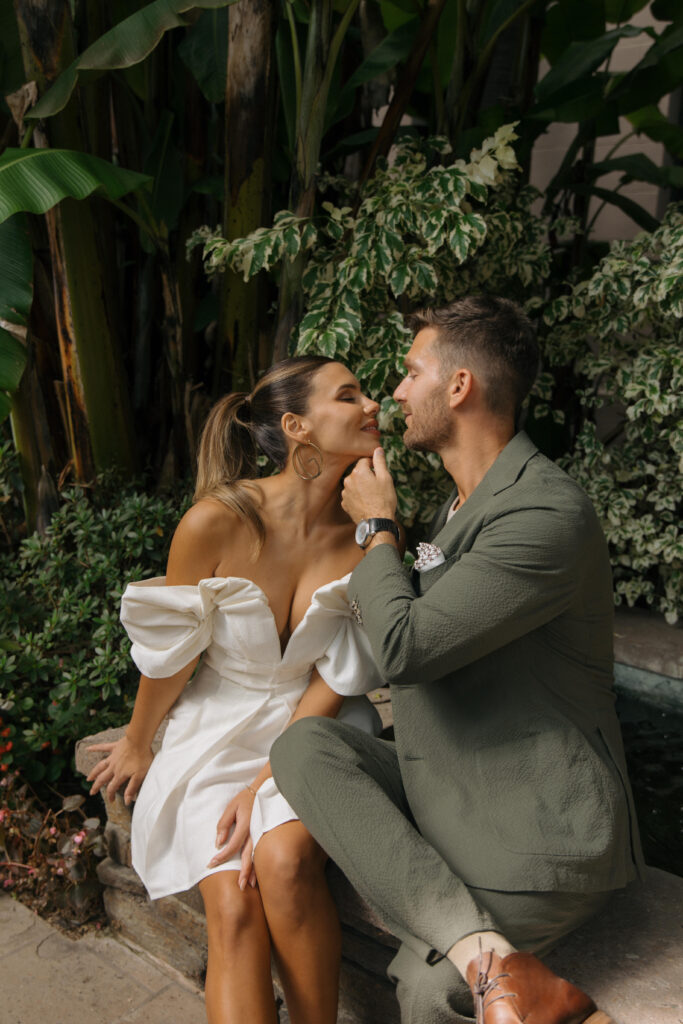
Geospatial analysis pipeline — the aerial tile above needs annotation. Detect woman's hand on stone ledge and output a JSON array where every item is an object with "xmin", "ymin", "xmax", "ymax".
[{"xmin": 86, "ymin": 734, "xmax": 154, "ymax": 805}]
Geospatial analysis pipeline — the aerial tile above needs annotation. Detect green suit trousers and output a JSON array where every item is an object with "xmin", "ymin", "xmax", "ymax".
[{"xmin": 271, "ymin": 718, "xmax": 611, "ymax": 1024}]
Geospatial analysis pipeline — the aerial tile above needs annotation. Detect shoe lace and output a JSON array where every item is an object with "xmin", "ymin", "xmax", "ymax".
[{"xmin": 472, "ymin": 945, "xmax": 518, "ymax": 1024}]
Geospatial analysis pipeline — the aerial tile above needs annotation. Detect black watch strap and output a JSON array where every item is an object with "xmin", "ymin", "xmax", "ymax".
[{"xmin": 366, "ymin": 518, "xmax": 400, "ymax": 544}]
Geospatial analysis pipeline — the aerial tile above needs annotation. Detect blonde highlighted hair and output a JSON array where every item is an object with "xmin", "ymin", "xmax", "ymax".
[{"xmin": 194, "ymin": 356, "xmax": 335, "ymax": 549}]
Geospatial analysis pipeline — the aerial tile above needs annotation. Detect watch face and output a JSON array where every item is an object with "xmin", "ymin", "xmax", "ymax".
[{"xmin": 355, "ymin": 520, "xmax": 370, "ymax": 547}]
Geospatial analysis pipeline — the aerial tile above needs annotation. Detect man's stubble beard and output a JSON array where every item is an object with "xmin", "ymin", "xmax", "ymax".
[{"xmin": 403, "ymin": 392, "xmax": 453, "ymax": 454}]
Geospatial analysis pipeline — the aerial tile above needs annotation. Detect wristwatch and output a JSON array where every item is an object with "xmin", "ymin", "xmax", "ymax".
[{"xmin": 355, "ymin": 518, "xmax": 400, "ymax": 549}]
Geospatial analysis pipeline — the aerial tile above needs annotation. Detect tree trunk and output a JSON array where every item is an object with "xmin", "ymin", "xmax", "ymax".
[{"xmin": 217, "ymin": 0, "xmax": 277, "ymax": 391}]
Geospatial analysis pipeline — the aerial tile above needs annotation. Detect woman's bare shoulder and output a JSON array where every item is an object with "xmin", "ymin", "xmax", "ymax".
[
  {"xmin": 167, "ymin": 499, "xmax": 249, "ymax": 585},
  {"xmin": 181, "ymin": 497, "xmax": 243, "ymax": 530}
]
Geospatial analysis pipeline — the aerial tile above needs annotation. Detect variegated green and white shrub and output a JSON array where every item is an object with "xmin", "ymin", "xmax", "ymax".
[
  {"xmin": 544, "ymin": 205, "xmax": 683, "ymax": 623},
  {"xmin": 190, "ymin": 125, "xmax": 553, "ymax": 525}
]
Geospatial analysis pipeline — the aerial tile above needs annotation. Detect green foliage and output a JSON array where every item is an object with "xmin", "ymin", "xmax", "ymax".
[
  {"xmin": 0, "ymin": 472, "xmax": 190, "ymax": 784},
  {"xmin": 544, "ymin": 204, "xmax": 683, "ymax": 623},
  {"xmin": 177, "ymin": 7, "xmax": 229, "ymax": 103},
  {"xmin": 0, "ymin": 149, "xmax": 151, "ymax": 225},
  {"xmin": 192, "ymin": 125, "xmax": 554, "ymax": 526},
  {"xmin": 531, "ymin": 2, "xmax": 683, "ymax": 239},
  {"xmin": 0, "ymin": 215, "xmax": 32, "ymax": 420},
  {"xmin": 0, "ymin": 436, "xmax": 24, "ymax": 547},
  {"xmin": 193, "ymin": 123, "xmax": 683, "ymax": 621},
  {"xmin": 26, "ymin": 0, "xmax": 238, "ymax": 121}
]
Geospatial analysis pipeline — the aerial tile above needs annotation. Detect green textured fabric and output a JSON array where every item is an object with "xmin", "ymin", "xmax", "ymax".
[
  {"xmin": 348, "ymin": 431, "xmax": 643, "ymax": 894},
  {"xmin": 271, "ymin": 717, "xmax": 613, "ymax": 970},
  {"xmin": 272, "ymin": 718, "xmax": 498, "ymax": 962}
]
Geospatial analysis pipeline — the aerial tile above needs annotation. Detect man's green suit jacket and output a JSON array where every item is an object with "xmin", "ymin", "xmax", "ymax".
[{"xmin": 348, "ymin": 432, "xmax": 643, "ymax": 894}]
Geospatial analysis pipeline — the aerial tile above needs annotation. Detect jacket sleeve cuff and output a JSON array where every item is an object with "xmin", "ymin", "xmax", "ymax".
[{"xmin": 348, "ymin": 543, "xmax": 410, "ymax": 624}]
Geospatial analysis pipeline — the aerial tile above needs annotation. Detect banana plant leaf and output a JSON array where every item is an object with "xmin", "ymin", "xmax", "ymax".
[
  {"xmin": 0, "ymin": 149, "xmax": 151, "ymax": 224},
  {"xmin": 0, "ymin": 215, "xmax": 32, "ymax": 326},
  {"xmin": 588, "ymin": 154, "xmax": 683, "ymax": 189},
  {"xmin": 571, "ymin": 183, "xmax": 660, "ymax": 232},
  {"xmin": 177, "ymin": 7, "xmax": 229, "ymax": 103},
  {"xmin": 0, "ymin": 215, "xmax": 33, "ymax": 420},
  {"xmin": 0, "ymin": 330, "xmax": 25, "ymax": 419},
  {"xmin": 144, "ymin": 112, "xmax": 185, "ymax": 230},
  {"xmin": 541, "ymin": 1, "xmax": 607, "ymax": 67},
  {"xmin": 0, "ymin": 3, "xmax": 24, "ymax": 100},
  {"xmin": 528, "ymin": 75, "xmax": 619, "ymax": 126},
  {"xmin": 611, "ymin": 22, "xmax": 683, "ymax": 112},
  {"xmin": 26, "ymin": 0, "xmax": 238, "ymax": 122},
  {"xmin": 535, "ymin": 25, "xmax": 643, "ymax": 106},
  {"xmin": 329, "ymin": 19, "xmax": 417, "ymax": 126},
  {"xmin": 628, "ymin": 105, "xmax": 683, "ymax": 160}
]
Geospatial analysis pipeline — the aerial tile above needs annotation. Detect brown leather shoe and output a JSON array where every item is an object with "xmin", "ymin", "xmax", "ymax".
[{"xmin": 465, "ymin": 948, "xmax": 616, "ymax": 1024}]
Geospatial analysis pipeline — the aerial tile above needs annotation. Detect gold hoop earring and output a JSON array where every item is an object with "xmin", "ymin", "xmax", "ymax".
[{"xmin": 292, "ymin": 441, "xmax": 323, "ymax": 480}]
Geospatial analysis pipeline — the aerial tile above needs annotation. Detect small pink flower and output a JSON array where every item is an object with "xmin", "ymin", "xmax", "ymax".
[
  {"xmin": 49, "ymin": 826, "xmax": 57, "ymax": 836},
  {"xmin": 73, "ymin": 831, "xmax": 85, "ymax": 845},
  {"xmin": 56, "ymin": 867, "xmax": 64, "ymax": 876},
  {"xmin": 3, "ymin": 879, "xmax": 13, "ymax": 889}
]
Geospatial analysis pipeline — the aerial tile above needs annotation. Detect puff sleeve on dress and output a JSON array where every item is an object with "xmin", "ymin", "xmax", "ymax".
[
  {"xmin": 308, "ymin": 575, "xmax": 384, "ymax": 696},
  {"xmin": 120, "ymin": 576, "xmax": 216, "ymax": 678}
]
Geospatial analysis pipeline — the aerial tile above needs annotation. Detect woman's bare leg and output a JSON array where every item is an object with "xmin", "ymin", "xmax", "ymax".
[
  {"xmin": 199, "ymin": 870, "xmax": 278, "ymax": 1024},
  {"xmin": 254, "ymin": 821, "xmax": 341, "ymax": 1024}
]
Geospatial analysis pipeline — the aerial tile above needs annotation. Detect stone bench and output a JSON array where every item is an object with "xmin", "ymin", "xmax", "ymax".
[{"xmin": 76, "ymin": 708, "xmax": 682, "ymax": 1024}]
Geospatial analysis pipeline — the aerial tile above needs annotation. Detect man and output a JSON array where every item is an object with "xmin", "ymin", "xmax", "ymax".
[{"xmin": 271, "ymin": 296, "xmax": 642, "ymax": 1024}]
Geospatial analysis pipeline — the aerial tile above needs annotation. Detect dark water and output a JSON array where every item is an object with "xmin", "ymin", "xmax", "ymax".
[{"xmin": 616, "ymin": 692, "xmax": 683, "ymax": 877}]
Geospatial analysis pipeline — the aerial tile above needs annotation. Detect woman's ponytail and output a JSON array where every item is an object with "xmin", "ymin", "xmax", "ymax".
[
  {"xmin": 194, "ymin": 392, "xmax": 254, "ymax": 497},
  {"xmin": 193, "ymin": 392, "xmax": 265, "ymax": 550}
]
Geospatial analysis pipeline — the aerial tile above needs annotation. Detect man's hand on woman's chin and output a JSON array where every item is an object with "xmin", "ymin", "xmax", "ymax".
[{"xmin": 342, "ymin": 447, "xmax": 398, "ymax": 525}]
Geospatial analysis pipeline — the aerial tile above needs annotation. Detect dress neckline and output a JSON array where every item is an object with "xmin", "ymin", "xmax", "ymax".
[
  {"xmin": 128, "ymin": 572, "xmax": 353, "ymax": 663},
  {"xmin": 201, "ymin": 572, "xmax": 353, "ymax": 662}
]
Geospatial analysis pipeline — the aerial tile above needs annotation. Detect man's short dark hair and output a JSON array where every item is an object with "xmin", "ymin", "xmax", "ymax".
[{"xmin": 406, "ymin": 296, "xmax": 539, "ymax": 421}]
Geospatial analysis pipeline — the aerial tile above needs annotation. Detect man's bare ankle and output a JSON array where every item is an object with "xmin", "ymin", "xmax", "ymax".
[{"xmin": 446, "ymin": 931, "xmax": 516, "ymax": 979}]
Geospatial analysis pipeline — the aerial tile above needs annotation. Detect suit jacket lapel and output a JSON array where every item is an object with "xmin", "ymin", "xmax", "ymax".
[
  {"xmin": 429, "ymin": 432, "xmax": 539, "ymax": 553},
  {"xmin": 428, "ymin": 488, "xmax": 458, "ymax": 542}
]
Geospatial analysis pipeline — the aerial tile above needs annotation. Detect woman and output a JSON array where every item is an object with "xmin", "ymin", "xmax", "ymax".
[{"xmin": 87, "ymin": 356, "xmax": 388, "ymax": 1024}]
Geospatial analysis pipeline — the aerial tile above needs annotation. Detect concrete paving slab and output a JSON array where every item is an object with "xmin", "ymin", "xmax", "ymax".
[
  {"xmin": 114, "ymin": 983, "xmax": 207, "ymax": 1024},
  {"xmin": 1, "ymin": 934, "xmax": 151, "ymax": 1023},
  {"xmin": 0, "ymin": 896, "xmax": 54, "ymax": 957},
  {"xmin": 80, "ymin": 933, "xmax": 175, "ymax": 996},
  {"xmin": 0, "ymin": 895, "xmax": 206, "ymax": 1024}
]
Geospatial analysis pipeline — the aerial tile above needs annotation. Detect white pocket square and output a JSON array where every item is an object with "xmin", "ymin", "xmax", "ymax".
[{"xmin": 414, "ymin": 542, "xmax": 446, "ymax": 573}]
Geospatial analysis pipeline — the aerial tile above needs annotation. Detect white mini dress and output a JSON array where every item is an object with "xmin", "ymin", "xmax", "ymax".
[{"xmin": 119, "ymin": 573, "xmax": 382, "ymax": 900}]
